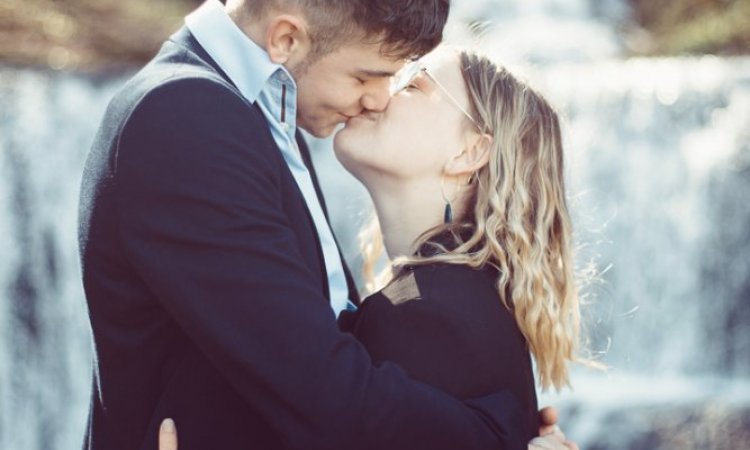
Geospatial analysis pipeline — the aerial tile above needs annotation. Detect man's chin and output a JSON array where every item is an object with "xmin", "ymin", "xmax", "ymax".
[{"xmin": 300, "ymin": 122, "xmax": 341, "ymax": 139}]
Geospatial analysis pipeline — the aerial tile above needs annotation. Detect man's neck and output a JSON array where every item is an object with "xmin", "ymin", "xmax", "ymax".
[{"xmin": 225, "ymin": 0, "xmax": 267, "ymax": 51}]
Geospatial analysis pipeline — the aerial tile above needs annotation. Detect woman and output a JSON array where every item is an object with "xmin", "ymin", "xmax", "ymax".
[
  {"xmin": 334, "ymin": 45, "xmax": 581, "ymax": 436},
  {"xmin": 160, "ymin": 47, "xmax": 582, "ymax": 449}
]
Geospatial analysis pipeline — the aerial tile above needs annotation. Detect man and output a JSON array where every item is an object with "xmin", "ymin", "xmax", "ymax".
[{"xmin": 79, "ymin": 0, "xmax": 576, "ymax": 449}]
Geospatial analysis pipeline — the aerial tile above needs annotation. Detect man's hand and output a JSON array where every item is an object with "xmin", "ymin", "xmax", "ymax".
[
  {"xmin": 159, "ymin": 419, "xmax": 178, "ymax": 450},
  {"xmin": 528, "ymin": 406, "xmax": 579, "ymax": 450}
]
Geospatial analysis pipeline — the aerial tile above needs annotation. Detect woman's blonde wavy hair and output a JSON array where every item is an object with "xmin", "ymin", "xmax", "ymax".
[{"xmin": 361, "ymin": 49, "xmax": 584, "ymax": 391}]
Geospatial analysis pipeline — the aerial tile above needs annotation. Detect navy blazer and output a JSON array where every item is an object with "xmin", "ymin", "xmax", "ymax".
[{"xmin": 78, "ymin": 27, "xmax": 525, "ymax": 450}]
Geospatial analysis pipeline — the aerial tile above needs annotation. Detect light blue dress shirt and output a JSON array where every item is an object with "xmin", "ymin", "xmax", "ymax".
[{"xmin": 186, "ymin": 0, "xmax": 353, "ymax": 316}]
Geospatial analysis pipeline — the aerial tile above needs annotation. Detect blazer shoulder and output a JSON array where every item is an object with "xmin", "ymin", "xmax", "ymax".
[
  {"xmin": 119, "ymin": 74, "xmax": 273, "ymax": 154},
  {"xmin": 127, "ymin": 73, "xmax": 247, "ymax": 119},
  {"xmin": 138, "ymin": 77, "xmax": 238, "ymax": 113},
  {"xmin": 109, "ymin": 75, "xmax": 282, "ymax": 191},
  {"xmin": 98, "ymin": 68, "xmax": 249, "ymax": 155},
  {"xmin": 110, "ymin": 47, "xmax": 255, "ymax": 132},
  {"xmin": 127, "ymin": 39, "xmax": 238, "ymax": 100}
]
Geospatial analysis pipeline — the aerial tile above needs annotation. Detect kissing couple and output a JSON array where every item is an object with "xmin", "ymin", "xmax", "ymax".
[{"xmin": 79, "ymin": 0, "xmax": 583, "ymax": 449}]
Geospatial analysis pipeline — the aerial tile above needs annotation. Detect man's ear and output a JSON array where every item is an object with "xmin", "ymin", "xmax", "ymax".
[
  {"xmin": 265, "ymin": 14, "xmax": 311, "ymax": 65},
  {"xmin": 444, "ymin": 134, "xmax": 493, "ymax": 176}
]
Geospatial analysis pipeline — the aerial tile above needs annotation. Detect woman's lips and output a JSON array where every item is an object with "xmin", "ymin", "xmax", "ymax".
[{"xmin": 345, "ymin": 112, "xmax": 379, "ymax": 126}]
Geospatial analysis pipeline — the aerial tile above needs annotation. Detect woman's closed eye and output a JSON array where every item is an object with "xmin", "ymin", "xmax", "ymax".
[{"xmin": 406, "ymin": 76, "xmax": 428, "ymax": 92}]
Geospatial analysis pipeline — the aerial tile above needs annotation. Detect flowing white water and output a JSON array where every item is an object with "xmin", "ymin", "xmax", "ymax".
[
  {"xmin": 1, "ymin": 0, "xmax": 748, "ymax": 448},
  {"xmin": 0, "ymin": 69, "xmax": 129, "ymax": 450}
]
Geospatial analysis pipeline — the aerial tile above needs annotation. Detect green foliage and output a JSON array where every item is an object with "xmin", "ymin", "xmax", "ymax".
[
  {"xmin": 1, "ymin": 0, "xmax": 747, "ymax": 70},
  {"xmin": 627, "ymin": 0, "xmax": 750, "ymax": 55},
  {"xmin": 0, "ymin": 0, "xmax": 196, "ymax": 71}
]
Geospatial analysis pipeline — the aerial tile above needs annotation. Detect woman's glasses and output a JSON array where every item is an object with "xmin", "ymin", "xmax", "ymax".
[{"xmin": 391, "ymin": 61, "xmax": 482, "ymax": 132}]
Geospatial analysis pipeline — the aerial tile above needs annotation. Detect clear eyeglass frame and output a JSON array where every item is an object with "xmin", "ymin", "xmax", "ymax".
[{"xmin": 390, "ymin": 61, "xmax": 483, "ymax": 132}]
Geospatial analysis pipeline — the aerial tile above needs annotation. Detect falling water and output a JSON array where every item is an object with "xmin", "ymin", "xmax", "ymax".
[
  {"xmin": 0, "ymin": 69, "xmax": 131, "ymax": 450},
  {"xmin": 1, "ymin": 0, "xmax": 748, "ymax": 448}
]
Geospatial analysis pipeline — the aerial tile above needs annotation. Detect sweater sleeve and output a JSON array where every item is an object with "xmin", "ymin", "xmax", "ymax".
[{"xmin": 348, "ymin": 266, "xmax": 538, "ymax": 448}]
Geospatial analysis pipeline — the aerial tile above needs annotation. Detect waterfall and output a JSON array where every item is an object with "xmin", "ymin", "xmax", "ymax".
[
  {"xmin": 0, "ymin": 69, "xmax": 130, "ymax": 450},
  {"xmin": 530, "ymin": 56, "xmax": 750, "ymax": 448},
  {"xmin": 1, "ymin": 0, "xmax": 748, "ymax": 448}
]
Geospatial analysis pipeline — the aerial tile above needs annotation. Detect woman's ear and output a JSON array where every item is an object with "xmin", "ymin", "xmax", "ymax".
[
  {"xmin": 265, "ymin": 14, "xmax": 311, "ymax": 65},
  {"xmin": 444, "ymin": 134, "xmax": 493, "ymax": 176}
]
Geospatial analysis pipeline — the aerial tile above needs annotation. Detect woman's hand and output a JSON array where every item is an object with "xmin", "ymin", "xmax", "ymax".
[
  {"xmin": 528, "ymin": 406, "xmax": 579, "ymax": 450},
  {"xmin": 538, "ymin": 406, "xmax": 559, "ymax": 435},
  {"xmin": 159, "ymin": 419, "xmax": 178, "ymax": 450}
]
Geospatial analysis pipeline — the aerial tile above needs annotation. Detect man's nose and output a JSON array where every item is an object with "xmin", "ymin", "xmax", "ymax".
[{"xmin": 360, "ymin": 83, "xmax": 391, "ymax": 113}]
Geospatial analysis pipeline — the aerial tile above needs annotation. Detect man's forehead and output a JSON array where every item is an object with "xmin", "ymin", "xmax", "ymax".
[{"xmin": 332, "ymin": 41, "xmax": 407, "ymax": 74}]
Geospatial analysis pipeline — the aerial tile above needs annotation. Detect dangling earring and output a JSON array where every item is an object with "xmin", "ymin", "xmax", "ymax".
[{"xmin": 441, "ymin": 176, "xmax": 452, "ymax": 224}]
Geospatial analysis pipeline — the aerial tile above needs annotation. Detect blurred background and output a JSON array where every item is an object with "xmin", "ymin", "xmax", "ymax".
[{"xmin": 1, "ymin": 0, "xmax": 748, "ymax": 449}]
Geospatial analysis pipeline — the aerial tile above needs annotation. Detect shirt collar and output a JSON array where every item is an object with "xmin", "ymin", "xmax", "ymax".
[{"xmin": 185, "ymin": 0, "xmax": 295, "ymax": 104}]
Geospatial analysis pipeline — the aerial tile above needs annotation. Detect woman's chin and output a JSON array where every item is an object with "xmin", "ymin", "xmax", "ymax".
[
  {"xmin": 334, "ymin": 124, "xmax": 389, "ymax": 182},
  {"xmin": 333, "ymin": 135, "xmax": 364, "ymax": 177}
]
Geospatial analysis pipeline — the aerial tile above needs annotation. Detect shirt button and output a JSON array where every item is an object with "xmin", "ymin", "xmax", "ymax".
[{"xmin": 278, "ymin": 72, "xmax": 288, "ymax": 82}]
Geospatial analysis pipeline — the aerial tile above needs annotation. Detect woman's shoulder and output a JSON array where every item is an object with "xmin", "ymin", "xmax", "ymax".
[
  {"xmin": 405, "ymin": 263, "xmax": 505, "ymax": 316},
  {"xmin": 361, "ymin": 262, "xmax": 525, "ymax": 349},
  {"xmin": 354, "ymin": 263, "xmax": 498, "ymax": 316},
  {"xmin": 410, "ymin": 262, "xmax": 496, "ymax": 292}
]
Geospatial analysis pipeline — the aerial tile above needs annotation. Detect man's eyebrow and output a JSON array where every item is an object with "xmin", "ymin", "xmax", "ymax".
[{"xmin": 357, "ymin": 69, "xmax": 397, "ymax": 78}]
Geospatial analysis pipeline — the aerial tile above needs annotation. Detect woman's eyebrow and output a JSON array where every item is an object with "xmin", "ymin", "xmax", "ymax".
[{"xmin": 414, "ymin": 71, "xmax": 434, "ymax": 90}]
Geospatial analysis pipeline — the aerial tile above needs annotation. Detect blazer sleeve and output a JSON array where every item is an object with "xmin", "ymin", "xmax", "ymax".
[{"xmin": 113, "ymin": 77, "xmax": 523, "ymax": 450}]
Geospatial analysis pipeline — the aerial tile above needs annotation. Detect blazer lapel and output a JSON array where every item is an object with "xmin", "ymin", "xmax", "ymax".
[{"xmin": 296, "ymin": 132, "xmax": 361, "ymax": 305}]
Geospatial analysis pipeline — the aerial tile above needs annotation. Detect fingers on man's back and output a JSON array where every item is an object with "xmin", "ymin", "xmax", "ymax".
[{"xmin": 159, "ymin": 418, "xmax": 178, "ymax": 450}]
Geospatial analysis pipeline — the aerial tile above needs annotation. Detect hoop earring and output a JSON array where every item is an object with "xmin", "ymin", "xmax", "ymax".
[{"xmin": 441, "ymin": 176, "xmax": 452, "ymax": 224}]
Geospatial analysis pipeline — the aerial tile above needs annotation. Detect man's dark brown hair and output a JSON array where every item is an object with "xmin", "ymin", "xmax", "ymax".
[{"xmin": 242, "ymin": 0, "xmax": 451, "ymax": 60}]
